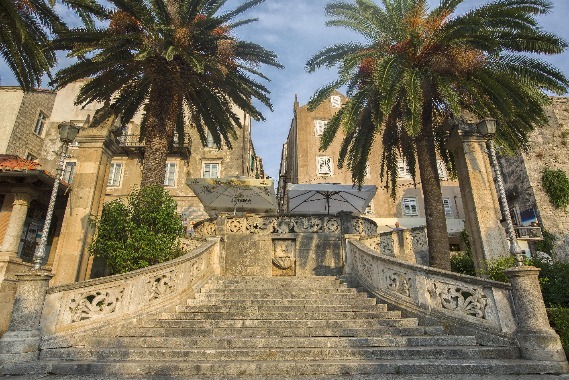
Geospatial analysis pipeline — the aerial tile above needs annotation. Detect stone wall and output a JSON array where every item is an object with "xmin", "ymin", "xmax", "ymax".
[
  {"xmin": 1, "ymin": 88, "xmax": 56, "ymax": 160},
  {"xmin": 501, "ymin": 97, "xmax": 569, "ymax": 260}
]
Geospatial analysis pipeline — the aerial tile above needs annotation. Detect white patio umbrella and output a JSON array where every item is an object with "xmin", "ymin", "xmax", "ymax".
[
  {"xmin": 287, "ymin": 183, "xmax": 377, "ymax": 215},
  {"xmin": 187, "ymin": 177, "xmax": 278, "ymax": 216}
]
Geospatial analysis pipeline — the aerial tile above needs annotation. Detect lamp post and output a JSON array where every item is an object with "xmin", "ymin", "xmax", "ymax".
[
  {"xmin": 32, "ymin": 122, "xmax": 80, "ymax": 270},
  {"xmin": 477, "ymin": 118, "xmax": 524, "ymax": 267}
]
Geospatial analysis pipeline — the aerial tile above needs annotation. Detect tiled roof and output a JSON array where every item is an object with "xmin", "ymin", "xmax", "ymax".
[{"xmin": 0, "ymin": 155, "xmax": 43, "ymax": 171}]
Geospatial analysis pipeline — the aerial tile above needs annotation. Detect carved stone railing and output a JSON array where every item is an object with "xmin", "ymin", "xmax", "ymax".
[
  {"xmin": 194, "ymin": 214, "xmax": 377, "ymax": 237},
  {"xmin": 41, "ymin": 239, "xmax": 219, "ymax": 336},
  {"xmin": 359, "ymin": 226, "xmax": 429, "ymax": 265},
  {"xmin": 345, "ymin": 239, "xmax": 516, "ymax": 337}
]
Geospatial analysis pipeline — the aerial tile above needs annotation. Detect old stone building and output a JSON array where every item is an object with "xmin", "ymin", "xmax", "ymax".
[
  {"xmin": 0, "ymin": 82, "xmax": 264, "ymax": 285},
  {"xmin": 500, "ymin": 97, "xmax": 569, "ymax": 260},
  {"xmin": 278, "ymin": 91, "xmax": 466, "ymax": 238}
]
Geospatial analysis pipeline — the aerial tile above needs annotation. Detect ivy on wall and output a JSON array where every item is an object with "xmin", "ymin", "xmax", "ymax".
[{"xmin": 542, "ymin": 168, "xmax": 569, "ymax": 209}]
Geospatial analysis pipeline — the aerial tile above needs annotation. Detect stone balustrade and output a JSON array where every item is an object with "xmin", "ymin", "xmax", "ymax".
[
  {"xmin": 359, "ymin": 226, "xmax": 429, "ymax": 265},
  {"xmin": 345, "ymin": 238, "xmax": 516, "ymax": 337},
  {"xmin": 40, "ymin": 239, "xmax": 219, "ymax": 336},
  {"xmin": 194, "ymin": 214, "xmax": 378, "ymax": 237}
]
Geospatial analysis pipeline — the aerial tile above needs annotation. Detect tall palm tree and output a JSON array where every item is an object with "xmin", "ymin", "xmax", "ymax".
[
  {"xmin": 1, "ymin": 0, "xmax": 105, "ymax": 90},
  {"xmin": 52, "ymin": 0, "xmax": 282, "ymax": 186},
  {"xmin": 307, "ymin": 0, "xmax": 568, "ymax": 270}
]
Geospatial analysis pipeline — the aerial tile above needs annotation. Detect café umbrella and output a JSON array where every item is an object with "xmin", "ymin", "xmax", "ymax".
[
  {"xmin": 287, "ymin": 183, "xmax": 376, "ymax": 215},
  {"xmin": 187, "ymin": 177, "xmax": 278, "ymax": 216}
]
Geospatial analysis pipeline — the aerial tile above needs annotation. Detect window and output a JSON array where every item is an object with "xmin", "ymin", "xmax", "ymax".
[
  {"xmin": 330, "ymin": 95, "xmax": 341, "ymax": 108},
  {"xmin": 26, "ymin": 153, "xmax": 37, "ymax": 161},
  {"xmin": 164, "ymin": 162, "xmax": 177, "ymax": 187},
  {"xmin": 364, "ymin": 204, "xmax": 373, "ymax": 216},
  {"xmin": 316, "ymin": 156, "xmax": 333, "ymax": 176},
  {"xmin": 107, "ymin": 162, "xmax": 123, "ymax": 187},
  {"xmin": 365, "ymin": 163, "xmax": 371, "ymax": 178},
  {"xmin": 203, "ymin": 162, "xmax": 220, "ymax": 178},
  {"xmin": 397, "ymin": 159, "xmax": 412, "ymax": 180},
  {"xmin": 33, "ymin": 111, "xmax": 47, "ymax": 136},
  {"xmin": 402, "ymin": 197, "xmax": 418, "ymax": 216},
  {"xmin": 437, "ymin": 160, "xmax": 448, "ymax": 180},
  {"xmin": 314, "ymin": 120, "xmax": 328, "ymax": 136},
  {"xmin": 62, "ymin": 161, "xmax": 76, "ymax": 184},
  {"xmin": 443, "ymin": 197, "xmax": 453, "ymax": 217}
]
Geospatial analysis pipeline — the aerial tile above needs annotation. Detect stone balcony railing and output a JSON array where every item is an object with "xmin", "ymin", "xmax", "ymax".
[
  {"xmin": 40, "ymin": 239, "xmax": 219, "ymax": 337},
  {"xmin": 345, "ymin": 238, "xmax": 517, "ymax": 343},
  {"xmin": 194, "ymin": 214, "xmax": 378, "ymax": 237},
  {"xmin": 514, "ymin": 226, "xmax": 544, "ymax": 241}
]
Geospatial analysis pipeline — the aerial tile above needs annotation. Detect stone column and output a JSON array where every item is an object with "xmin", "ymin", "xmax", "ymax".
[
  {"xmin": 50, "ymin": 116, "xmax": 121, "ymax": 285},
  {"xmin": 447, "ymin": 125, "xmax": 509, "ymax": 273},
  {"xmin": 0, "ymin": 193, "xmax": 32, "ymax": 258},
  {"xmin": 0, "ymin": 270, "xmax": 53, "ymax": 362},
  {"xmin": 504, "ymin": 266, "xmax": 568, "ymax": 367}
]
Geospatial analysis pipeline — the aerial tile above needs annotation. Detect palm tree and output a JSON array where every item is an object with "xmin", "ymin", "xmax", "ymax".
[
  {"xmin": 52, "ymin": 0, "xmax": 282, "ymax": 186},
  {"xmin": 307, "ymin": 0, "xmax": 568, "ymax": 270},
  {"xmin": 1, "ymin": 0, "xmax": 105, "ymax": 90}
]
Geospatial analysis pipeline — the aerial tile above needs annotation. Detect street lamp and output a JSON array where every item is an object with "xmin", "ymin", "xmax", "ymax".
[
  {"xmin": 32, "ymin": 122, "xmax": 80, "ymax": 270},
  {"xmin": 476, "ymin": 118, "xmax": 524, "ymax": 267}
]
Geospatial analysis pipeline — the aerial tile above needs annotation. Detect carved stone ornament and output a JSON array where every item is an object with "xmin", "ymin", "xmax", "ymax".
[
  {"xmin": 148, "ymin": 272, "xmax": 175, "ymax": 301},
  {"xmin": 272, "ymin": 239, "xmax": 295, "ymax": 270},
  {"xmin": 292, "ymin": 217, "xmax": 322, "ymax": 233},
  {"xmin": 69, "ymin": 288, "xmax": 123, "ymax": 323},
  {"xmin": 246, "ymin": 217, "xmax": 276, "ymax": 234},
  {"xmin": 323, "ymin": 218, "xmax": 340, "ymax": 233},
  {"xmin": 387, "ymin": 272, "xmax": 411, "ymax": 297},
  {"xmin": 428, "ymin": 282, "xmax": 488, "ymax": 319}
]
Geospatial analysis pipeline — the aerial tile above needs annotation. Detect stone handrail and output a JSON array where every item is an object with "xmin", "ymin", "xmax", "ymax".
[
  {"xmin": 41, "ymin": 239, "xmax": 220, "ymax": 336},
  {"xmin": 194, "ymin": 214, "xmax": 378, "ymax": 237},
  {"xmin": 345, "ymin": 239, "xmax": 516, "ymax": 337}
]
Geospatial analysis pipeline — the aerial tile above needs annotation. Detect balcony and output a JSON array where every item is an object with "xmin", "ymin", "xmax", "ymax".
[
  {"xmin": 118, "ymin": 133, "xmax": 191, "ymax": 157},
  {"xmin": 514, "ymin": 226, "xmax": 543, "ymax": 241}
]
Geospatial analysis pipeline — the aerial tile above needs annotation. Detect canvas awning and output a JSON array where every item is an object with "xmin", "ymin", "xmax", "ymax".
[
  {"xmin": 287, "ymin": 183, "xmax": 376, "ymax": 215},
  {"xmin": 187, "ymin": 177, "xmax": 278, "ymax": 216}
]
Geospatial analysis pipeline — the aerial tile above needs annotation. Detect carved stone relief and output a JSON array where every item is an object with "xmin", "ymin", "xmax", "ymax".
[
  {"xmin": 428, "ymin": 282, "xmax": 488, "ymax": 319},
  {"xmin": 69, "ymin": 288, "xmax": 124, "ymax": 323},
  {"xmin": 148, "ymin": 272, "xmax": 175, "ymax": 301},
  {"xmin": 272, "ymin": 239, "xmax": 296, "ymax": 276}
]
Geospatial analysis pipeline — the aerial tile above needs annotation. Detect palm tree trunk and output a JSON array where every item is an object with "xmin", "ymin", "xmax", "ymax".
[
  {"xmin": 418, "ymin": 95, "xmax": 451, "ymax": 270},
  {"xmin": 141, "ymin": 80, "xmax": 181, "ymax": 187}
]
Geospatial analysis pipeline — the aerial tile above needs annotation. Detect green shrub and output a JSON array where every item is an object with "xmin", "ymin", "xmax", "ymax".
[
  {"xmin": 89, "ymin": 185, "xmax": 184, "ymax": 275},
  {"xmin": 542, "ymin": 168, "xmax": 569, "ymax": 208},
  {"xmin": 484, "ymin": 256, "xmax": 533, "ymax": 283},
  {"xmin": 534, "ymin": 228, "xmax": 556, "ymax": 256},
  {"xmin": 547, "ymin": 308, "xmax": 569, "ymax": 358},
  {"xmin": 450, "ymin": 229, "xmax": 476, "ymax": 276},
  {"xmin": 534, "ymin": 258, "xmax": 569, "ymax": 308}
]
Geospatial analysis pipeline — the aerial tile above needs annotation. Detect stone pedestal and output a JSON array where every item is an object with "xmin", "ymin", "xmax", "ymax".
[
  {"xmin": 0, "ymin": 193, "xmax": 32, "ymax": 257},
  {"xmin": 0, "ymin": 270, "xmax": 53, "ymax": 362},
  {"xmin": 448, "ymin": 127, "xmax": 509, "ymax": 273},
  {"xmin": 51, "ymin": 121, "xmax": 120, "ymax": 285},
  {"xmin": 504, "ymin": 266, "xmax": 568, "ymax": 366}
]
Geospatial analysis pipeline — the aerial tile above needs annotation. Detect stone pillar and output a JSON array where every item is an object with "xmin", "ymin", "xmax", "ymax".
[
  {"xmin": 448, "ymin": 125, "xmax": 508, "ymax": 273},
  {"xmin": 0, "ymin": 193, "xmax": 32, "ymax": 258},
  {"xmin": 0, "ymin": 270, "xmax": 53, "ymax": 362},
  {"xmin": 51, "ymin": 117, "xmax": 121, "ymax": 285},
  {"xmin": 504, "ymin": 266, "xmax": 568, "ymax": 367}
]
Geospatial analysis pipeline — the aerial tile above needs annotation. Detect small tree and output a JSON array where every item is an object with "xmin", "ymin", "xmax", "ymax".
[{"xmin": 90, "ymin": 185, "xmax": 184, "ymax": 274}]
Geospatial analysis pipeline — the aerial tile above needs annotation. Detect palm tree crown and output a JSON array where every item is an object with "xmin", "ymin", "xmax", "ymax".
[
  {"xmin": 307, "ymin": 0, "xmax": 568, "ymax": 269},
  {"xmin": 53, "ymin": 0, "xmax": 282, "ymax": 186}
]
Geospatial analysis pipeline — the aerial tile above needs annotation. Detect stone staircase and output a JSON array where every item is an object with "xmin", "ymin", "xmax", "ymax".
[{"xmin": 34, "ymin": 276, "xmax": 562, "ymax": 377}]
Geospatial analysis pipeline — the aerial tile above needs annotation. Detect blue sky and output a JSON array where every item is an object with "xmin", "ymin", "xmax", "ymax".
[{"xmin": 1, "ymin": 0, "xmax": 568, "ymax": 179}]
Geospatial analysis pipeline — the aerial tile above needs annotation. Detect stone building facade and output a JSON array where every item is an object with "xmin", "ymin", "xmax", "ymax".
[
  {"xmin": 500, "ymin": 97, "xmax": 569, "ymax": 260},
  {"xmin": 278, "ymin": 91, "xmax": 465, "ymax": 238},
  {"xmin": 0, "ymin": 82, "xmax": 264, "ymax": 284}
]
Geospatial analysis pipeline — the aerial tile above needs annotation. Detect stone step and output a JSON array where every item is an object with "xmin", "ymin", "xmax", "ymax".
[
  {"xmin": 42, "ymin": 346, "xmax": 520, "ymax": 362},
  {"xmin": 142, "ymin": 317, "xmax": 418, "ymax": 329},
  {"xmin": 175, "ymin": 304, "xmax": 389, "ymax": 313},
  {"xmin": 53, "ymin": 335, "xmax": 478, "ymax": 350},
  {"xmin": 161, "ymin": 310, "xmax": 402, "ymax": 320},
  {"xmin": 193, "ymin": 292, "xmax": 365, "ymax": 300},
  {"xmin": 25, "ymin": 359, "xmax": 566, "ymax": 377},
  {"xmin": 187, "ymin": 297, "xmax": 378, "ymax": 306},
  {"xmin": 114, "ymin": 325, "xmax": 435, "ymax": 338},
  {"xmin": 213, "ymin": 276, "xmax": 342, "ymax": 284},
  {"xmin": 202, "ymin": 281, "xmax": 349, "ymax": 290}
]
